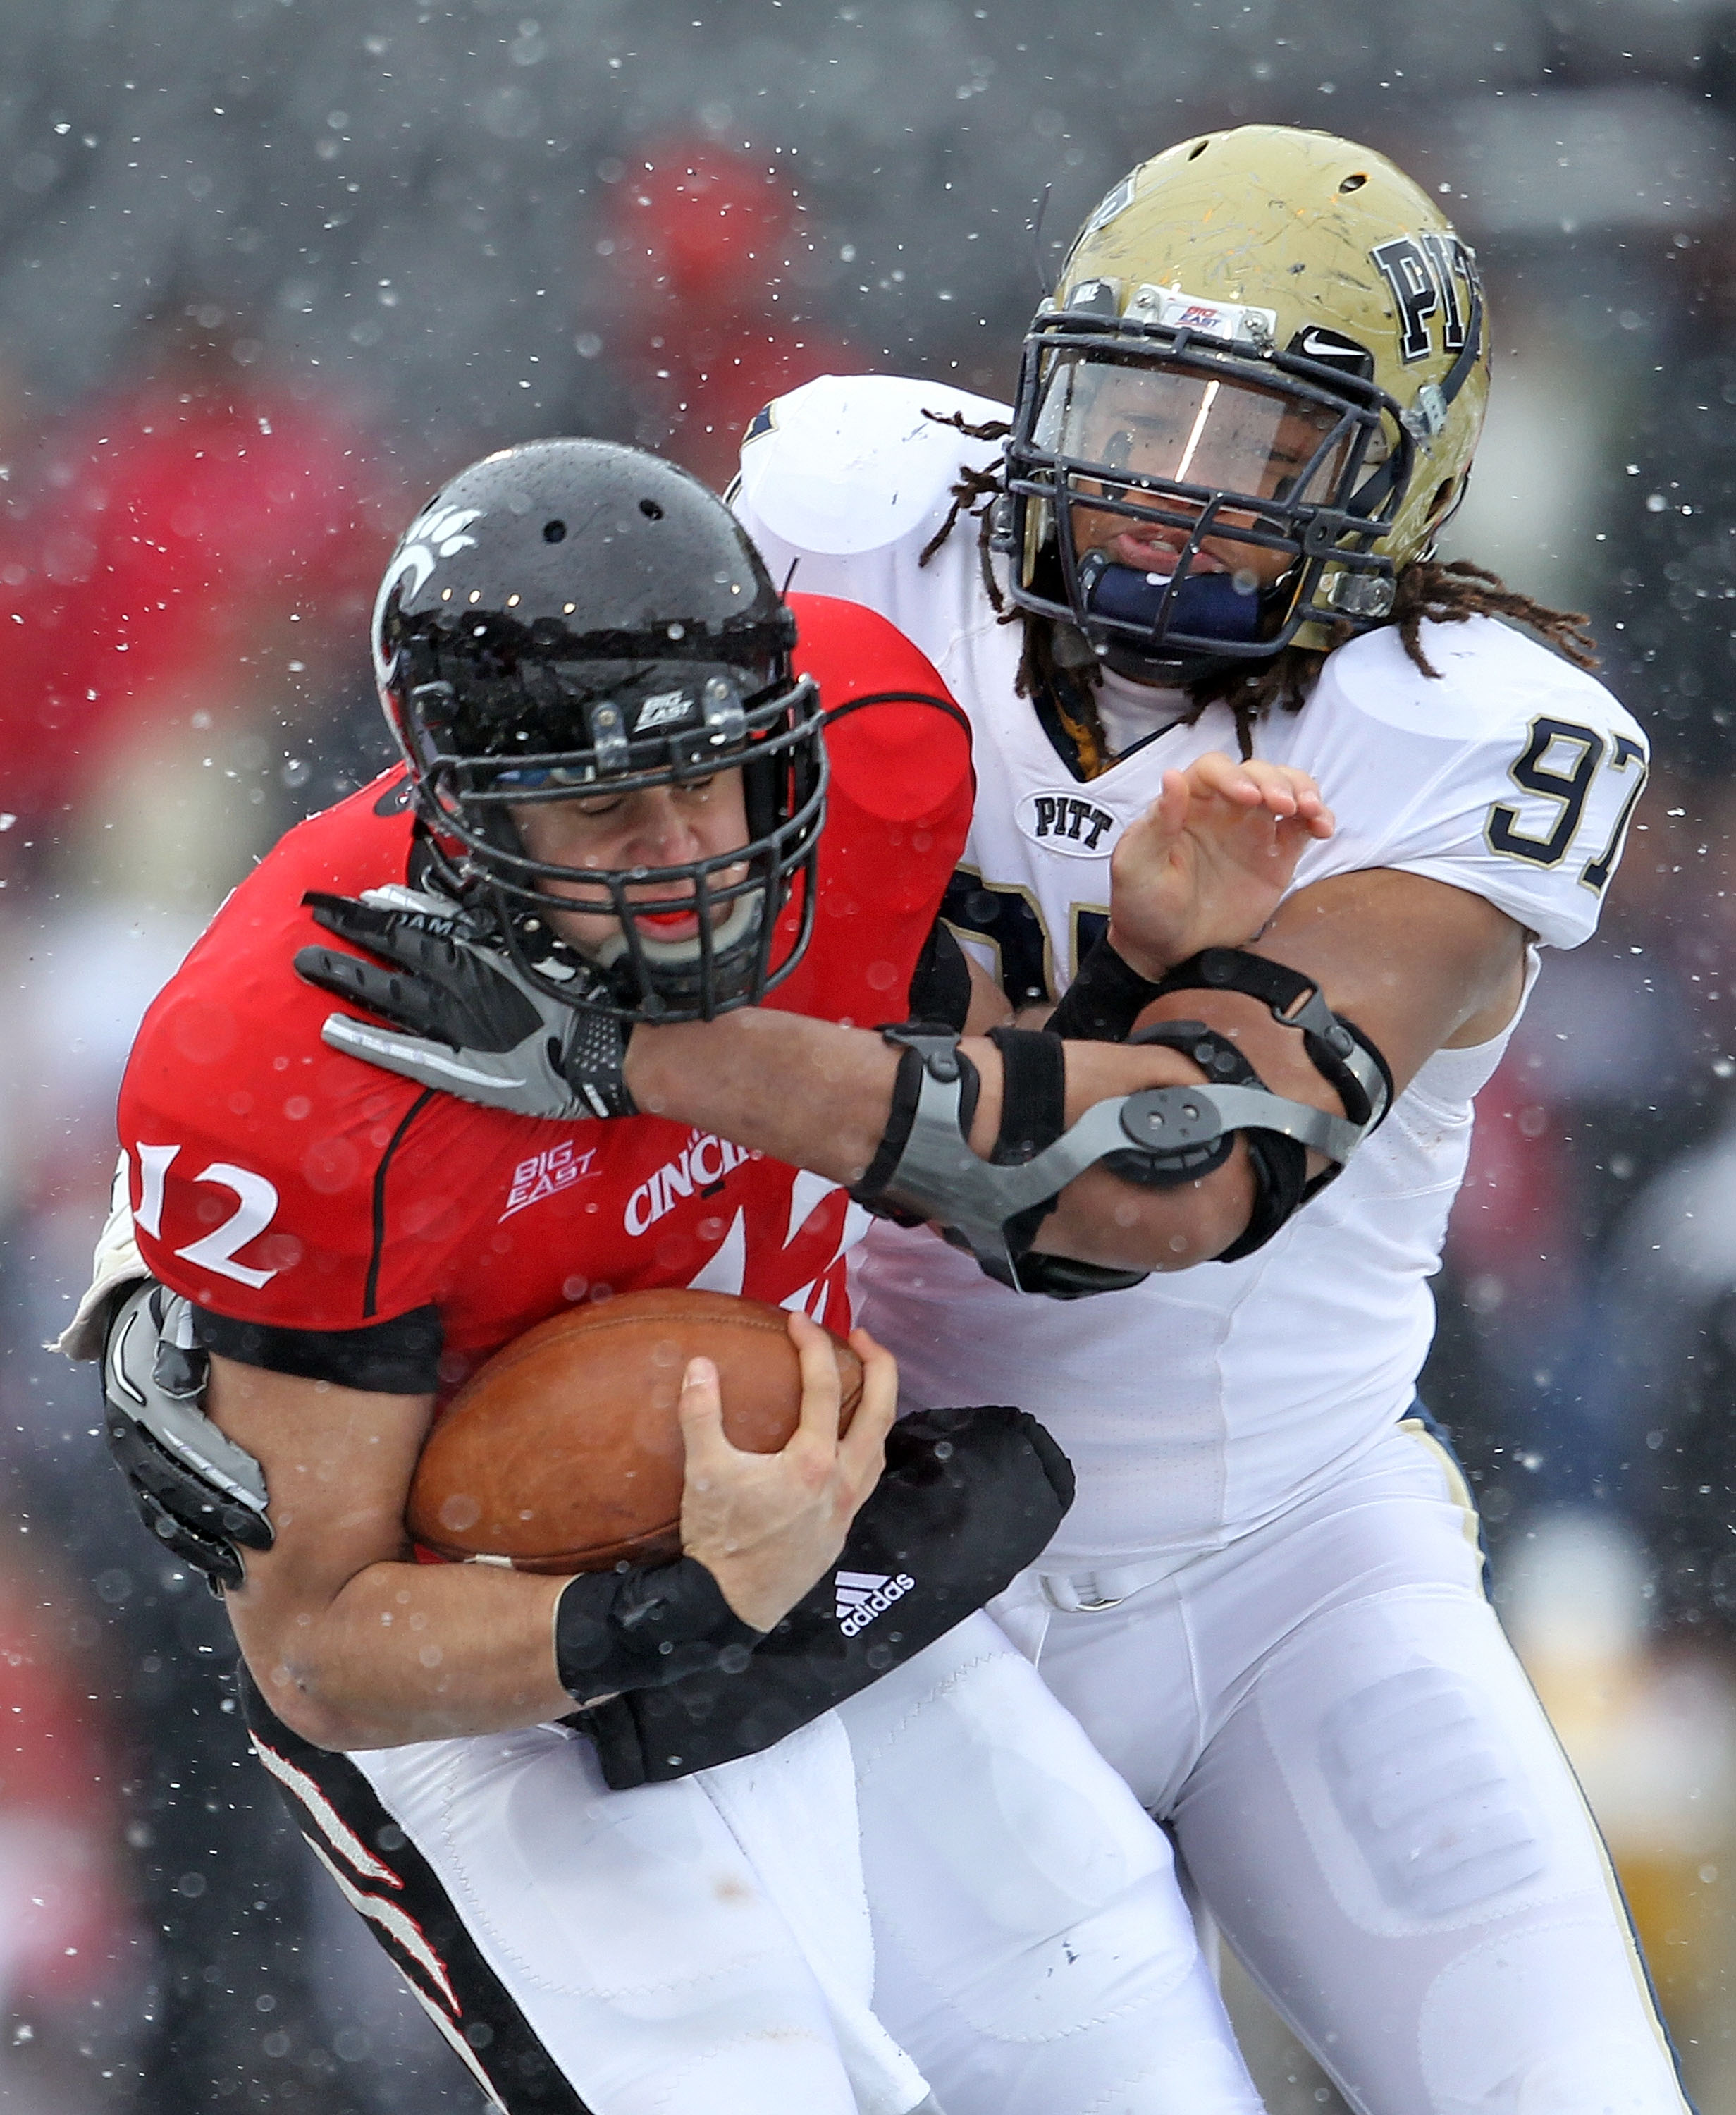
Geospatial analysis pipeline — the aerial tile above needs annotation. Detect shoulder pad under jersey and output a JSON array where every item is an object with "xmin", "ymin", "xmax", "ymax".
[
  {"xmin": 1278, "ymin": 616, "xmax": 1649, "ymax": 951},
  {"xmin": 734, "ymin": 373, "xmax": 1010, "ymax": 560},
  {"xmin": 1321, "ymin": 615, "xmax": 1625, "ymax": 749}
]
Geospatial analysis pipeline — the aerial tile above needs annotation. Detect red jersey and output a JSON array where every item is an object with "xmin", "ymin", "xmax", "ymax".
[{"xmin": 118, "ymin": 594, "xmax": 971, "ymax": 1398}]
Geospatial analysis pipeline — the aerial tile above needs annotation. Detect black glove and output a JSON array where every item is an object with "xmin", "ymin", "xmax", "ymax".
[
  {"xmin": 293, "ymin": 885, "xmax": 636, "ymax": 1122},
  {"xmin": 572, "ymin": 1405, "xmax": 1073, "ymax": 1789},
  {"xmin": 101, "ymin": 1280, "xmax": 274, "ymax": 1595}
]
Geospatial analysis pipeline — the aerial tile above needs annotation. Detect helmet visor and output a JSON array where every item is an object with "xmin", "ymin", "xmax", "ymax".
[{"xmin": 1033, "ymin": 353, "xmax": 1374, "ymax": 513}]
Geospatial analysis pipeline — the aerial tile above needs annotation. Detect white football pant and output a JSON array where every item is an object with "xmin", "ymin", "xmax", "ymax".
[
  {"xmin": 247, "ymin": 1619, "xmax": 1263, "ymax": 2114},
  {"xmin": 996, "ymin": 1417, "xmax": 1689, "ymax": 2115}
]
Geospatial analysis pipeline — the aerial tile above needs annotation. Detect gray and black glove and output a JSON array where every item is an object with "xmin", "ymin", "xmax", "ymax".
[
  {"xmin": 102, "ymin": 1280, "xmax": 273, "ymax": 1595},
  {"xmin": 293, "ymin": 885, "xmax": 636, "ymax": 1121}
]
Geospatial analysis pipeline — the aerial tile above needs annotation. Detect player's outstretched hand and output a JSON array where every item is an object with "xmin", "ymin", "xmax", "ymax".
[
  {"xmin": 677, "ymin": 1313, "xmax": 897, "ymax": 1633},
  {"xmin": 1107, "ymin": 753, "xmax": 1334, "ymax": 978},
  {"xmin": 293, "ymin": 885, "xmax": 636, "ymax": 1121}
]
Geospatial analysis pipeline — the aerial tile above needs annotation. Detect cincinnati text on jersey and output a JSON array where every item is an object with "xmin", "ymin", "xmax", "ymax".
[{"xmin": 624, "ymin": 1131, "xmax": 761, "ymax": 1239}]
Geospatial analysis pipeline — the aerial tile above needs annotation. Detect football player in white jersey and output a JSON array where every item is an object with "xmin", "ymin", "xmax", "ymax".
[{"xmin": 730, "ymin": 127, "xmax": 1683, "ymax": 2115}]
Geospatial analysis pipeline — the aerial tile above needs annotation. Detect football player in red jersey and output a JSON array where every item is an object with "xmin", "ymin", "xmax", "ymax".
[{"xmin": 83, "ymin": 439, "xmax": 1331, "ymax": 2115}]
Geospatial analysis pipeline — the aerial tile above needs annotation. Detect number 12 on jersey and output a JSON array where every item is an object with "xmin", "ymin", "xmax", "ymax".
[{"xmin": 135, "ymin": 1143, "xmax": 283, "ymax": 1289}]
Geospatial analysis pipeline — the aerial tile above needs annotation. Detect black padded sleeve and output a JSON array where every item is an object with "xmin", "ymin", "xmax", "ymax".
[
  {"xmin": 554, "ymin": 1557, "xmax": 764, "ymax": 1705},
  {"xmin": 906, "ymin": 918, "xmax": 973, "ymax": 1031},
  {"xmin": 1045, "ymin": 935, "xmax": 1164, "ymax": 1041},
  {"xmin": 985, "ymin": 1025, "xmax": 1069, "ymax": 1259},
  {"xmin": 192, "ymin": 1306, "xmax": 445, "ymax": 1395},
  {"xmin": 572, "ymin": 1405, "xmax": 1074, "ymax": 1787}
]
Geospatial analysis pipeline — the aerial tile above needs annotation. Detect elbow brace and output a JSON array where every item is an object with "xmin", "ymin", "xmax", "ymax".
[
  {"xmin": 1147, "ymin": 948, "xmax": 1392, "ymax": 1141},
  {"xmin": 1120, "ymin": 947, "xmax": 1393, "ymax": 1258},
  {"xmin": 851, "ymin": 959, "xmax": 1391, "ymax": 1285},
  {"xmin": 852, "ymin": 1024, "xmax": 1147, "ymax": 1298}
]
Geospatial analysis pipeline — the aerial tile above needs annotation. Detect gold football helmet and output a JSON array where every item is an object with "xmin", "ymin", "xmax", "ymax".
[{"xmin": 1001, "ymin": 125, "xmax": 1489, "ymax": 673}]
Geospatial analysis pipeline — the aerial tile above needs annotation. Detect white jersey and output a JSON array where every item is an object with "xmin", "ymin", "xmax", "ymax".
[{"xmin": 735, "ymin": 374, "xmax": 1650, "ymax": 1569}]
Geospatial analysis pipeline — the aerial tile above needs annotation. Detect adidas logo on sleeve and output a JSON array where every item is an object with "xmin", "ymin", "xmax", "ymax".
[{"xmin": 834, "ymin": 1569, "xmax": 916, "ymax": 1638}]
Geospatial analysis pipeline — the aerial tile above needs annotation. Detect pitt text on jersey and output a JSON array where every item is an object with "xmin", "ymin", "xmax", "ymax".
[{"xmin": 1017, "ymin": 789, "xmax": 1119, "ymax": 856}]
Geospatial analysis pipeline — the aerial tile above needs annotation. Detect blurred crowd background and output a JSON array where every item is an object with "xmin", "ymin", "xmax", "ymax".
[{"xmin": 4, "ymin": 1, "xmax": 1736, "ymax": 2108}]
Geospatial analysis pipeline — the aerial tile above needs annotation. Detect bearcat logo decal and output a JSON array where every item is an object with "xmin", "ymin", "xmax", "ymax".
[{"xmin": 371, "ymin": 504, "xmax": 485, "ymax": 684}]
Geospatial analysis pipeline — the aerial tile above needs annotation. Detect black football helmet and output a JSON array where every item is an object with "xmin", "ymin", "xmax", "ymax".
[{"xmin": 372, "ymin": 439, "xmax": 825, "ymax": 1023}]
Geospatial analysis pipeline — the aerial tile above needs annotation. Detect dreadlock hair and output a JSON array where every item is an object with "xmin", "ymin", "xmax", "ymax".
[
  {"xmin": 1184, "ymin": 561, "xmax": 1599, "ymax": 758},
  {"xmin": 912, "ymin": 417, "xmax": 1124, "ymax": 775},
  {"xmin": 1389, "ymin": 558, "xmax": 1599, "ymax": 678},
  {"xmin": 916, "ymin": 408, "xmax": 1014, "ymax": 616},
  {"xmin": 916, "ymin": 420, "xmax": 1601, "ymax": 773}
]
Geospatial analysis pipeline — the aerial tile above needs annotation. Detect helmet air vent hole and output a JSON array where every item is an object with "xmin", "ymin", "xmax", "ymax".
[
  {"xmin": 1188, "ymin": 140, "xmax": 1210, "ymax": 161},
  {"xmin": 639, "ymin": 497, "xmax": 665, "ymax": 520},
  {"xmin": 1338, "ymin": 173, "xmax": 1367, "ymax": 194},
  {"xmin": 542, "ymin": 519, "xmax": 567, "ymax": 544},
  {"xmin": 1429, "ymin": 477, "xmax": 1455, "ymax": 516}
]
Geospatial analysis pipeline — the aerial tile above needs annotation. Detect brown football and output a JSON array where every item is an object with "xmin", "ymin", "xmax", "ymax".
[{"xmin": 407, "ymin": 1289, "xmax": 863, "ymax": 1574}]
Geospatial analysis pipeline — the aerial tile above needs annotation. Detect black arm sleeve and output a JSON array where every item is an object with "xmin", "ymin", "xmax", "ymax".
[
  {"xmin": 572, "ymin": 1405, "xmax": 1075, "ymax": 1788},
  {"xmin": 192, "ymin": 1306, "xmax": 445, "ymax": 1395},
  {"xmin": 1045, "ymin": 935, "xmax": 1164, "ymax": 1041},
  {"xmin": 905, "ymin": 918, "xmax": 973, "ymax": 1032},
  {"xmin": 553, "ymin": 1557, "xmax": 765, "ymax": 1705}
]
